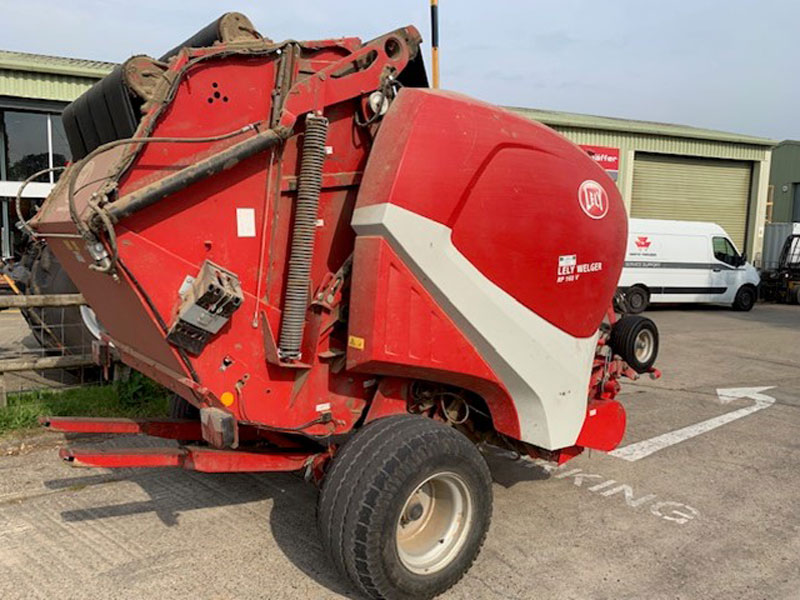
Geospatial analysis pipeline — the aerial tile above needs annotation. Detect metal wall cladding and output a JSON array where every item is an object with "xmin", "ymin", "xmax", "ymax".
[
  {"xmin": 629, "ymin": 154, "xmax": 752, "ymax": 248},
  {"xmin": 0, "ymin": 69, "xmax": 97, "ymax": 102},
  {"xmin": 552, "ymin": 126, "xmax": 770, "ymax": 162},
  {"xmin": 768, "ymin": 142, "xmax": 800, "ymax": 223},
  {"xmin": 762, "ymin": 222, "xmax": 800, "ymax": 270}
]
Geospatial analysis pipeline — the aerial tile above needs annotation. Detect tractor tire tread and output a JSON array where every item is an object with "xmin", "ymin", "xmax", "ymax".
[
  {"xmin": 318, "ymin": 415, "xmax": 414, "ymax": 575},
  {"xmin": 319, "ymin": 415, "xmax": 491, "ymax": 600}
]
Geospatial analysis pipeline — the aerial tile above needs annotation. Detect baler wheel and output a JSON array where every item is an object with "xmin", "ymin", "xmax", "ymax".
[
  {"xmin": 609, "ymin": 315, "xmax": 659, "ymax": 373},
  {"xmin": 169, "ymin": 395, "xmax": 200, "ymax": 420},
  {"xmin": 317, "ymin": 415, "xmax": 492, "ymax": 600},
  {"xmin": 168, "ymin": 395, "xmax": 200, "ymax": 445},
  {"xmin": 20, "ymin": 244, "xmax": 98, "ymax": 354}
]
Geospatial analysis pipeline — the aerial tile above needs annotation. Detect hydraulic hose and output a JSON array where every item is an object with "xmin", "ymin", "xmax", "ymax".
[
  {"xmin": 15, "ymin": 166, "xmax": 66, "ymax": 238},
  {"xmin": 278, "ymin": 114, "xmax": 329, "ymax": 360}
]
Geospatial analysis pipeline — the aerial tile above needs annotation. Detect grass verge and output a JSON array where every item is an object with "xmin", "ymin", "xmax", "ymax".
[{"xmin": 0, "ymin": 372, "xmax": 170, "ymax": 435}]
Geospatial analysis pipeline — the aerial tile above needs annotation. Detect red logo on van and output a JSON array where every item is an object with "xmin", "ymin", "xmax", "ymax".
[
  {"xmin": 635, "ymin": 236, "xmax": 651, "ymax": 249},
  {"xmin": 578, "ymin": 180, "xmax": 609, "ymax": 220}
]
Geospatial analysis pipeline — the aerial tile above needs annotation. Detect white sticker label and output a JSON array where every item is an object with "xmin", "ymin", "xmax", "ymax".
[
  {"xmin": 315, "ymin": 402, "xmax": 331, "ymax": 413},
  {"xmin": 236, "ymin": 208, "xmax": 256, "ymax": 238},
  {"xmin": 559, "ymin": 254, "xmax": 577, "ymax": 267}
]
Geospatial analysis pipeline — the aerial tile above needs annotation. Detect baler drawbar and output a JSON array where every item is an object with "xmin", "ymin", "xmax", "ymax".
[{"xmin": 30, "ymin": 12, "xmax": 660, "ymax": 599}]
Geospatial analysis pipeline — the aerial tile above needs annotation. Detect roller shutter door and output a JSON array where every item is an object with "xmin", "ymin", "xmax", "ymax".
[{"xmin": 631, "ymin": 153, "xmax": 752, "ymax": 248}]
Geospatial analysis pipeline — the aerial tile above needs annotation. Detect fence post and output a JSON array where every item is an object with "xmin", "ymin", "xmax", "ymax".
[{"xmin": 0, "ymin": 373, "xmax": 7, "ymax": 409}]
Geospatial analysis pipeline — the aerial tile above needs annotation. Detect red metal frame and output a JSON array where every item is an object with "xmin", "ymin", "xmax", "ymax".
[
  {"xmin": 60, "ymin": 446, "xmax": 315, "ymax": 473},
  {"xmin": 41, "ymin": 416, "xmax": 202, "ymax": 440}
]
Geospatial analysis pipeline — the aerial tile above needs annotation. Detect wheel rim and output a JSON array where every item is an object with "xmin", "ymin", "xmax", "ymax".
[
  {"xmin": 396, "ymin": 471, "xmax": 473, "ymax": 575},
  {"xmin": 79, "ymin": 306, "xmax": 103, "ymax": 341},
  {"xmin": 743, "ymin": 290, "xmax": 754, "ymax": 307},
  {"xmin": 634, "ymin": 329, "xmax": 654, "ymax": 363}
]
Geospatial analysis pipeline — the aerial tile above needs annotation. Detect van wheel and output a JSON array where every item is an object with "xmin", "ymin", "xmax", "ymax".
[
  {"xmin": 624, "ymin": 286, "xmax": 649, "ymax": 314},
  {"xmin": 792, "ymin": 286, "xmax": 800, "ymax": 305},
  {"xmin": 318, "ymin": 415, "xmax": 492, "ymax": 600},
  {"xmin": 609, "ymin": 315, "xmax": 659, "ymax": 373},
  {"xmin": 732, "ymin": 286, "xmax": 756, "ymax": 311}
]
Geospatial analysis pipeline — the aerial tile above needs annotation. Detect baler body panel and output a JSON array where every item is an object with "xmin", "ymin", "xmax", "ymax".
[
  {"xmin": 31, "ymin": 25, "xmax": 629, "ymax": 451},
  {"xmin": 347, "ymin": 235, "xmax": 521, "ymax": 440},
  {"xmin": 353, "ymin": 89, "xmax": 627, "ymax": 337},
  {"xmin": 33, "ymin": 44, "xmax": 379, "ymax": 436},
  {"xmin": 351, "ymin": 89, "xmax": 626, "ymax": 448}
]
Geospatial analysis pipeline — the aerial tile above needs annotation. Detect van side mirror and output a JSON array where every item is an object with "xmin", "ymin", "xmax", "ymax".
[{"xmin": 739, "ymin": 253, "xmax": 748, "ymax": 266}]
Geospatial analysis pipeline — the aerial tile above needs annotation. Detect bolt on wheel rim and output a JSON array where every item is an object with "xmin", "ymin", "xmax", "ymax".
[
  {"xmin": 634, "ymin": 329, "xmax": 654, "ymax": 363},
  {"xmin": 396, "ymin": 471, "xmax": 472, "ymax": 575}
]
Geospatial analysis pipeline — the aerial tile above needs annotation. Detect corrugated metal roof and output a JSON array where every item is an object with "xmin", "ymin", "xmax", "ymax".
[
  {"xmin": 0, "ymin": 49, "xmax": 113, "ymax": 103},
  {"xmin": 0, "ymin": 49, "xmax": 114, "ymax": 78},
  {"xmin": 508, "ymin": 106, "xmax": 776, "ymax": 147}
]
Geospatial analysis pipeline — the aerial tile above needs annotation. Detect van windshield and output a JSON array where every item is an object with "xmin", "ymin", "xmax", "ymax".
[{"xmin": 712, "ymin": 237, "xmax": 739, "ymax": 266}]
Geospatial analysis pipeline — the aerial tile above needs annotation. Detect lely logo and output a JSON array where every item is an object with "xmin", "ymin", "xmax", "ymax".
[{"xmin": 578, "ymin": 180, "xmax": 609, "ymax": 220}]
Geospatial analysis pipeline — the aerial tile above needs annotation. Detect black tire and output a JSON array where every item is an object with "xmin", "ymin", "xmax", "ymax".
[
  {"xmin": 20, "ymin": 244, "xmax": 95, "ymax": 353},
  {"xmin": 169, "ymin": 395, "xmax": 200, "ymax": 445},
  {"xmin": 317, "ymin": 415, "xmax": 492, "ymax": 600},
  {"xmin": 732, "ymin": 285, "xmax": 756, "ymax": 312},
  {"xmin": 624, "ymin": 285, "xmax": 649, "ymax": 314},
  {"xmin": 791, "ymin": 286, "xmax": 800, "ymax": 306},
  {"xmin": 169, "ymin": 394, "xmax": 200, "ymax": 420},
  {"xmin": 609, "ymin": 315, "xmax": 659, "ymax": 373}
]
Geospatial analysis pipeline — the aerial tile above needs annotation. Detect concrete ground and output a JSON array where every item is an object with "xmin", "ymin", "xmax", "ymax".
[{"xmin": 1, "ymin": 304, "xmax": 799, "ymax": 599}]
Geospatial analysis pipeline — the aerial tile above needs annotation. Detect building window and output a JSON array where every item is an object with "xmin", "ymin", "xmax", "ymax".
[
  {"xmin": 1, "ymin": 110, "xmax": 71, "ymax": 183},
  {"xmin": 1, "ymin": 110, "xmax": 71, "ymax": 259}
]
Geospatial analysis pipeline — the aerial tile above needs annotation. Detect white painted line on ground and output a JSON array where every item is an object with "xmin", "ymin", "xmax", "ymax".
[
  {"xmin": 523, "ymin": 457, "xmax": 700, "ymax": 524},
  {"xmin": 610, "ymin": 386, "xmax": 776, "ymax": 462}
]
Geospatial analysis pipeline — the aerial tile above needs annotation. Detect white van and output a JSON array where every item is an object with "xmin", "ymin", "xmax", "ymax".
[{"xmin": 618, "ymin": 218, "xmax": 760, "ymax": 312}]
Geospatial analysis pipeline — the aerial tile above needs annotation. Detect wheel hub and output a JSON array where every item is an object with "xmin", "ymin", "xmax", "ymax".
[
  {"xmin": 396, "ymin": 471, "xmax": 472, "ymax": 575},
  {"xmin": 634, "ymin": 329, "xmax": 654, "ymax": 363}
]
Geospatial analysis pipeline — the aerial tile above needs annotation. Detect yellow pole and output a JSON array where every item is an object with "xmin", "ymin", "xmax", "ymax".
[
  {"xmin": 2, "ymin": 274, "xmax": 20, "ymax": 295},
  {"xmin": 431, "ymin": 0, "xmax": 440, "ymax": 88}
]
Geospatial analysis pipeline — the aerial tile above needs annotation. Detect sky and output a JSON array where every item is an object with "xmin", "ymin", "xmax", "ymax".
[{"xmin": 3, "ymin": 0, "xmax": 797, "ymax": 140}]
